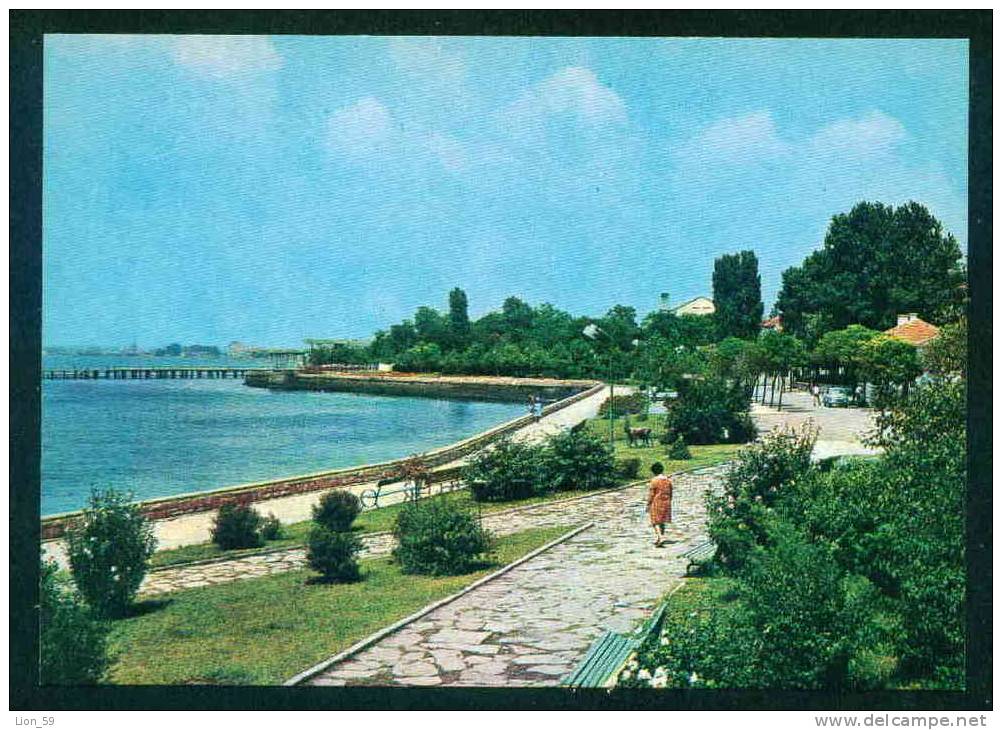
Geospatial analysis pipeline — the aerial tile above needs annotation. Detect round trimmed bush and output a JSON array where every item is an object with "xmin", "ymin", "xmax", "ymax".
[
  {"xmin": 66, "ymin": 488, "xmax": 157, "ymax": 618},
  {"xmin": 668, "ymin": 435, "xmax": 692, "ymax": 460},
  {"xmin": 259, "ymin": 512, "xmax": 284, "ymax": 541},
  {"xmin": 210, "ymin": 503, "xmax": 263, "ymax": 551},
  {"xmin": 306, "ymin": 527, "xmax": 362, "ymax": 583},
  {"xmin": 615, "ymin": 457, "xmax": 642, "ymax": 480},
  {"xmin": 312, "ymin": 490, "xmax": 362, "ymax": 532},
  {"xmin": 393, "ymin": 499, "xmax": 492, "ymax": 575}
]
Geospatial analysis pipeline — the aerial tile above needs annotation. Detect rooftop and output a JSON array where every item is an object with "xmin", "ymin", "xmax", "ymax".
[{"xmin": 884, "ymin": 316, "xmax": 940, "ymax": 346}]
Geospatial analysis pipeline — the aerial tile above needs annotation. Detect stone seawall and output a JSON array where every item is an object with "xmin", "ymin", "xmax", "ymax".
[
  {"xmin": 41, "ymin": 381, "xmax": 603, "ymax": 541},
  {"xmin": 245, "ymin": 371, "xmax": 594, "ymax": 403}
]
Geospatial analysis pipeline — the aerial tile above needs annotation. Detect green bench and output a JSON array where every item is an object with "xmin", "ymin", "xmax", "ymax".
[
  {"xmin": 359, "ymin": 466, "xmax": 465, "ymax": 509},
  {"xmin": 681, "ymin": 540, "xmax": 717, "ymax": 576},
  {"xmin": 562, "ymin": 603, "xmax": 670, "ymax": 688}
]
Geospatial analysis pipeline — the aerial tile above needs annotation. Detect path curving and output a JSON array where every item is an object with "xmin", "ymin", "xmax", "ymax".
[
  {"xmin": 297, "ymin": 465, "xmax": 728, "ymax": 687},
  {"xmin": 141, "ymin": 471, "xmax": 641, "ymax": 597}
]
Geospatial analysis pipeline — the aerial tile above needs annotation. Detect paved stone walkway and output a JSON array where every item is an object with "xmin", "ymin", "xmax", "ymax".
[
  {"xmin": 302, "ymin": 465, "xmax": 727, "ymax": 687},
  {"xmin": 141, "ymin": 475, "xmax": 639, "ymax": 596}
]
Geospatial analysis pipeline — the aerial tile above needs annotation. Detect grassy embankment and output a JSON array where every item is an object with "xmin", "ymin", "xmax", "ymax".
[
  {"xmin": 149, "ymin": 412, "xmax": 741, "ymax": 569},
  {"xmin": 108, "ymin": 524, "xmax": 572, "ymax": 685}
]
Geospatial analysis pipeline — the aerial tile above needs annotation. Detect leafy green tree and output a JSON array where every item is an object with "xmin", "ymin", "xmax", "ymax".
[
  {"xmin": 599, "ymin": 304, "xmax": 640, "ymax": 351},
  {"xmin": 448, "ymin": 287, "xmax": 471, "ymax": 348},
  {"xmin": 812, "ymin": 325, "xmax": 881, "ymax": 387},
  {"xmin": 39, "ymin": 561, "xmax": 109, "ymax": 685},
  {"xmin": 414, "ymin": 306, "xmax": 450, "ymax": 349},
  {"xmin": 501, "ymin": 296, "xmax": 534, "ymax": 337},
  {"xmin": 922, "ymin": 316, "xmax": 966, "ymax": 379},
  {"xmin": 66, "ymin": 489, "xmax": 157, "ymax": 618},
  {"xmin": 777, "ymin": 201, "xmax": 965, "ymax": 340},
  {"xmin": 756, "ymin": 331, "xmax": 807, "ymax": 407},
  {"xmin": 632, "ymin": 336, "xmax": 708, "ymax": 392},
  {"xmin": 664, "ymin": 377, "xmax": 757, "ymax": 445},
  {"xmin": 857, "ymin": 335, "xmax": 922, "ymax": 405},
  {"xmin": 713, "ymin": 250, "xmax": 764, "ymax": 339},
  {"xmin": 642, "ymin": 310, "xmax": 718, "ymax": 348}
]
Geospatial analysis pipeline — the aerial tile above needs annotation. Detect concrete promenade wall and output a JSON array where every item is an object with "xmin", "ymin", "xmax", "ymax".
[
  {"xmin": 40, "ymin": 381, "xmax": 603, "ymax": 541},
  {"xmin": 245, "ymin": 371, "xmax": 595, "ymax": 403}
]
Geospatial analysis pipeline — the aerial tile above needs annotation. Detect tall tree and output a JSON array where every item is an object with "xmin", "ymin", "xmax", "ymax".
[
  {"xmin": 413, "ymin": 306, "xmax": 449, "ymax": 348},
  {"xmin": 448, "ymin": 287, "xmax": 471, "ymax": 349},
  {"xmin": 776, "ymin": 201, "xmax": 965, "ymax": 341},
  {"xmin": 712, "ymin": 250, "xmax": 764, "ymax": 340}
]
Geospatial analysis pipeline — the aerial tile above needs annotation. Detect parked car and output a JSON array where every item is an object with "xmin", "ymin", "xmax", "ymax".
[{"xmin": 823, "ymin": 386, "xmax": 852, "ymax": 408}]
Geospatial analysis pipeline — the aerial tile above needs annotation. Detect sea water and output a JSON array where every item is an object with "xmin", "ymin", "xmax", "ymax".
[{"xmin": 40, "ymin": 356, "xmax": 523, "ymax": 516}]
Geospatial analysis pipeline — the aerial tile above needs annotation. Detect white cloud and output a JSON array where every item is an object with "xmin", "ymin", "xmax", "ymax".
[
  {"xmin": 808, "ymin": 110, "xmax": 907, "ymax": 157},
  {"xmin": 423, "ymin": 132, "xmax": 469, "ymax": 171},
  {"xmin": 324, "ymin": 97, "xmax": 469, "ymax": 172},
  {"xmin": 506, "ymin": 66, "xmax": 628, "ymax": 130},
  {"xmin": 325, "ymin": 97, "xmax": 395, "ymax": 156},
  {"xmin": 695, "ymin": 111, "xmax": 788, "ymax": 160},
  {"xmin": 171, "ymin": 36, "xmax": 282, "ymax": 79}
]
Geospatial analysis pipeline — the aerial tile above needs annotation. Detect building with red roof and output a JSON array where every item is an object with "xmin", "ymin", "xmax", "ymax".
[{"xmin": 883, "ymin": 313, "xmax": 940, "ymax": 347}]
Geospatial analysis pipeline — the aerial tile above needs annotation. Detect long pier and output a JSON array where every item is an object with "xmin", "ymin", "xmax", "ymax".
[{"xmin": 43, "ymin": 366, "xmax": 267, "ymax": 380}]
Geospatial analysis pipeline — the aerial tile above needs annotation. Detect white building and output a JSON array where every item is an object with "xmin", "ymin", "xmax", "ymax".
[{"xmin": 671, "ymin": 296, "xmax": 716, "ymax": 316}]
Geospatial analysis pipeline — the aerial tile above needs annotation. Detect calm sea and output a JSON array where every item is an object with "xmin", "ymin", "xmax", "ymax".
[{"xmin": 40, "ymin": 356, "xmax": 523, "ymax": 516}]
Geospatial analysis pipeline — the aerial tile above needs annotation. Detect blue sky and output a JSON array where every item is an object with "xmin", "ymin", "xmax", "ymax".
[{"xmin": 43, "ymin": 35, "xmax": 968, "ymax": 348}]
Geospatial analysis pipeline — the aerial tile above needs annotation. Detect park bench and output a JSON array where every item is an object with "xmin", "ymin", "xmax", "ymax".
[
  {"xmin": 681, "ymin": 540, "xmax": 717, "ymax": 576},
  {"xmin": 359, "ymin": 465, "xmax": 466, "ymax": 509},
  {"xmin": 562, "ymin": 602, "xmax": 670, "ymax": 688}
]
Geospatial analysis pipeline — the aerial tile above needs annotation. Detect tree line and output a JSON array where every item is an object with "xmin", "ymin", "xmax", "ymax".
[{"xmin": 307, "ymin": 200, "xmax": 964, "ymax": 405}]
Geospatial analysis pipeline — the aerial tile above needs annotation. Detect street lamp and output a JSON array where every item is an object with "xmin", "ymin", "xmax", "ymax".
[{"xmin": 583, "ymin": 324, "xmax": 616, "ymax": 448}]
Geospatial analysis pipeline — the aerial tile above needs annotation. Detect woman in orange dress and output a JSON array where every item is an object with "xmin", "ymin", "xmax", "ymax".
[{"xmin": 646, "ymin": 462, "xmax": 673, "ymax": 547}]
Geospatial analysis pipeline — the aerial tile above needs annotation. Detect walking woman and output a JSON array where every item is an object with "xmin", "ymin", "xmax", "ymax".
[{"xmin": 647, "ymin": 462, "xmax": 673, "ymax": 547}]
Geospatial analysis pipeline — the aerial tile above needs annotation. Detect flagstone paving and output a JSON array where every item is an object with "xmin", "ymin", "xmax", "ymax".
[
  {"xmin": 302, "ymin": 465, "xmax": 728, "ymax": 687},
  {"xmin": 140, "ymin": 475, "xmax": 660, "ymax": 596}
]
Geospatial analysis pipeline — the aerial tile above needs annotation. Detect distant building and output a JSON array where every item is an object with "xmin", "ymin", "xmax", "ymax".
[
  {"xmin": 761, "ymin": 315, "xmax": 783, "ymax": 331},
  {"xmin": 227, "ymin": 341, "xmax": 252, "ymax": 357},
  {"xmin": 884, "ymin": 313, "xmax": 940, "ymax": 347},
  {"xmin": 671, "ymin": 296, "xmax": 715, "ymax": 316},
  {"xmin": 658, "ymin": 292, "xmax": 671, "ymax": 311}
]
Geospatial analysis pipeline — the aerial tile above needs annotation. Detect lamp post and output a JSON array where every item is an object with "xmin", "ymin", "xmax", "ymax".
[{"xmin": 583, "ymin": 324, "xmax": 616, "ymax": 448}]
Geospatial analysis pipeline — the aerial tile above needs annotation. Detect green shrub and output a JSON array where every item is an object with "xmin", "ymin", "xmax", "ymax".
[
  {"xmin": 463, "ymin": 437, "xmax": 544, "ymax": 502},
  {"xmin": 668, "ymin": 435, "xmax": 691, "ymax": 460},
  {"xmin": 259, "ymin": 513, "xmax": 284, "ymax": 541},
  {"xmin": 66, "ymin": 488, "xmax": 157, "ymax": 618},
  {"xmin": 312, "ymin": 490, "xmax": 362, "ymax": 532},
  {"xmin": 664, "ymin": 377, "xmax": 757, "ymax": 444},
  {"xmin": 393, "ymin": 499, "xmax": 492, "ymax": 575},
  {"xmin": 707, "ymin": 424, "xmax": 816, "ymax": 570},
  {"xmin": 598, "ymin": 392, "xmax": 649, "ymax": 417},
  {"xmin": 211, "ymin": 503, "xmax": 263, "ymax": 551},
  {"xmin": 615, "ymin": 457, "xmax": 642, "ymax": 480},
  {"xmin": 541, "ymin": 429, "xmax": 618, "ymax": 492},
  {"xmin": 39, "ymin": 561, "xmax": 109, "ymax": 684},
  {"xmin": 306, "ymin": 527, "xmax": 362, "ymax": 583},
  {"xmin": 622, "ymin": 592, "xmax": 760, "ymax": 689}
]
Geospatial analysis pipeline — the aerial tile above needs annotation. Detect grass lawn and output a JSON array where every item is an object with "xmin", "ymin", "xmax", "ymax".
[
  {"xmin": 108, "ymin": 524, "xmax": 573, "ymax": 685},
  {"xmin": 583, "ymin": 412, "xmax": 743, "ymax": 479},
  {"xmin": 149, "ymin": 415, "xmax": 741, "ymax": 570}
]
